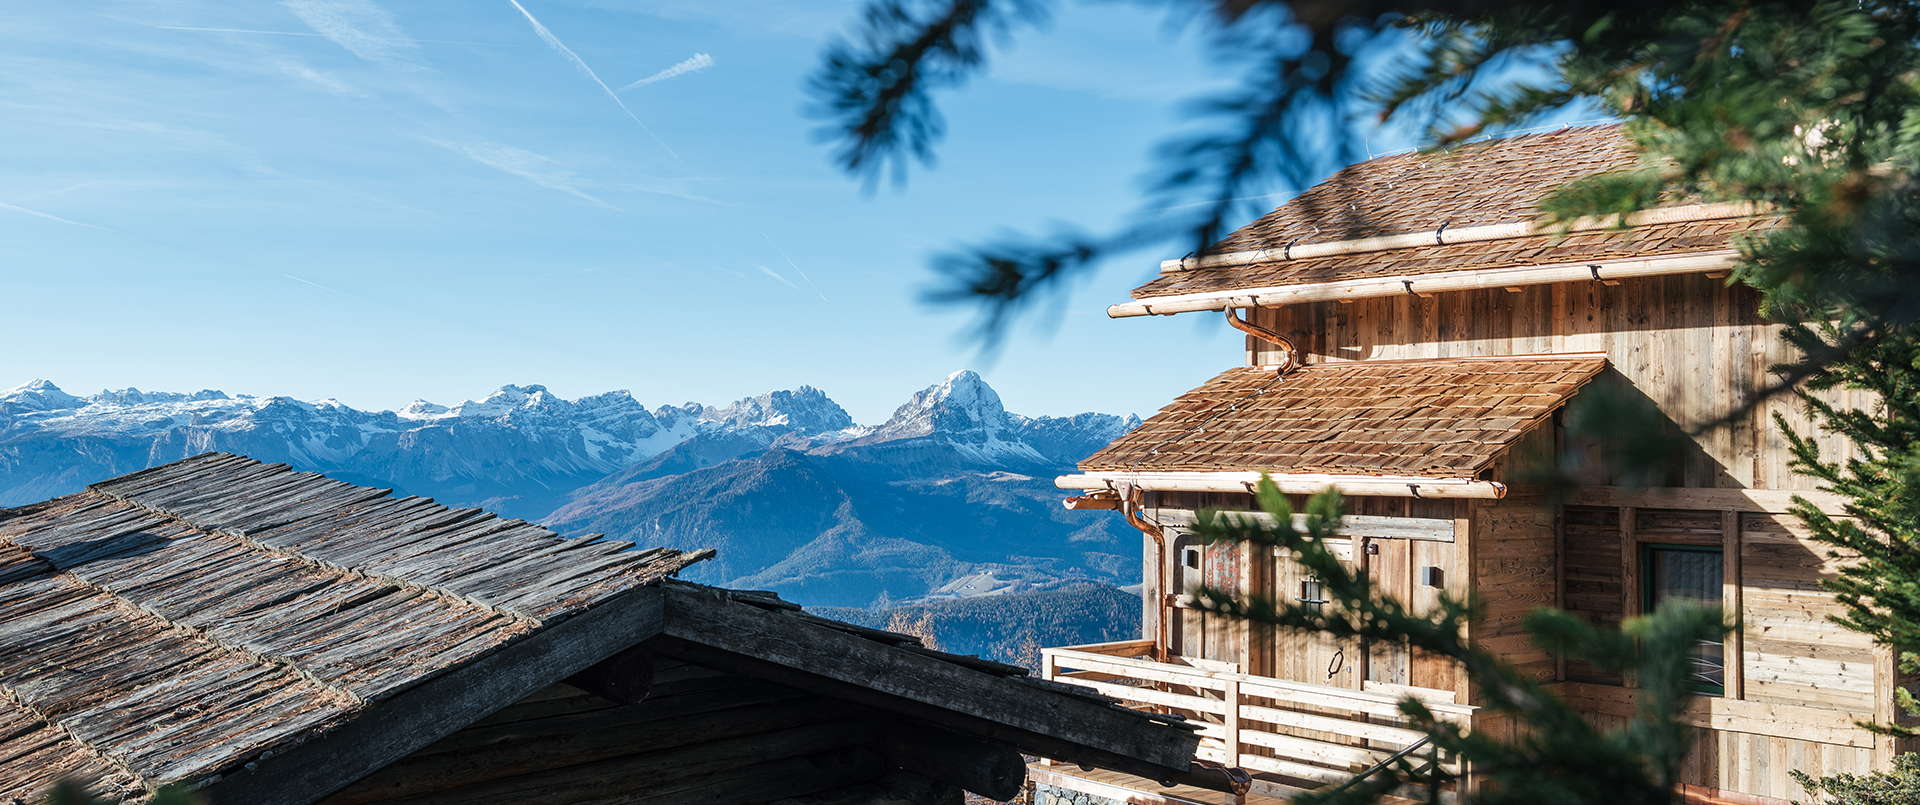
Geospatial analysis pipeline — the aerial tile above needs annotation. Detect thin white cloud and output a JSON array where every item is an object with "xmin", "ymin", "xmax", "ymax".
[
  {"xmin": 280, "ymin": 0, "xmax": 422, "ymax": 69},
  {"xmin": 757, "ymin": 265, "xmax": 802, "ymax": 291},
  {"xmin": 426, "ymin": 138, "xmax": 613, "ymax": 207},
  {"xmin": 14, "ymin": 181, "xmax": 101, "ymax": 203},
  {"xmin": 273, "ymin": 59, "xmax": 359, "ymax": 95},
  {"xmin": 619, "ymin": 53, "xmax": 713, "ymax": 91},
  {"xmin": 0, "ymin": 202, "xmax": 119, "ymax": 233},
  {"xmin": 507, "ymin": 0, "xmax": 680, "ymax": 161}
]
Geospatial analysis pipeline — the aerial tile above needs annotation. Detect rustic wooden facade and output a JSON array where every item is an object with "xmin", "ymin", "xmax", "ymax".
[
  {"xmin": 0, "ymin": 453, "xmax": 1205, "ymax": 805},
  {"xmin": 1043, "ymin": 126, "xmax": 1899, "ymax": 804}
]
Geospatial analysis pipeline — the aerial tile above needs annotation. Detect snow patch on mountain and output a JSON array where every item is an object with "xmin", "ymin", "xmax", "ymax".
[{"xmin": 699, "ymin": 386, "xmax": 854, "ymax": 434}]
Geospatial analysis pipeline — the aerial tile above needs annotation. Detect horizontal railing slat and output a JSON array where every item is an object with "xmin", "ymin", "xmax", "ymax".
[{"xmin": 1043, "ymin": 643, "xmax": 1477, "ymax": 789}]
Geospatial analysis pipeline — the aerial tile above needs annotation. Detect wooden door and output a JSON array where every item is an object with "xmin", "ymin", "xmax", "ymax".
[
  {"xmin": 1272, "ymin": 543, "xmax": 1363, "ymax": 690},
  {"xmin": 1368, "ymin": 537, "xmax": 1413, "ymax": 686}
]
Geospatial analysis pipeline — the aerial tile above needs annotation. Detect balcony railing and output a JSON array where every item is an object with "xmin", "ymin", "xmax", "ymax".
[{"xmin": 1042, "ymin": 641, "xmax": 1475, "ymax": 787}]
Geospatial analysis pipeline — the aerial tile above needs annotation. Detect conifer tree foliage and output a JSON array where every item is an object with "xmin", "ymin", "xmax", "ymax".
[
  {"xmin": 1188, "ymin": 481, "xmax": 1729, "ymax": 805},
  {"xmin": 811, "ymin": 0, "xmax": 1920, "ymax": 794},
  {"xmin": 1781, "ymin": 324, "xmax": 1920, "ymax": 738},
  {"xmin": 809, "ymin": 0, "xmax": 1920, "ymax": 353}
]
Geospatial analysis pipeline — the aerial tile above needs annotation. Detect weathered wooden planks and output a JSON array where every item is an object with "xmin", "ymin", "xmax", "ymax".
[
  {"xmin": 0, "ymin": 454, "xmax": 707, "ymax": 799},
  {"xmin": 91, "ymin": 455, "xmax": 706, "ymax": 625}
]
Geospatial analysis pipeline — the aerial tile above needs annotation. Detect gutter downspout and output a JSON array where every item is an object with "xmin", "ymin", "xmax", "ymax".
[
  {"xmin": 1224, "ymin": 306, "xmax": 1297, "ymax": 372},
  {"xmin": 1118, "ymin": 484, "xmax": 1171, "ymax": 663}
]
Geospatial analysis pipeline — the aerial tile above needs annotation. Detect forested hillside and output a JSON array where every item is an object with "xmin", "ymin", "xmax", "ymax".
[{"xmin": 810, "ymin": 584, "xmax": 1142, "ymax": 670}]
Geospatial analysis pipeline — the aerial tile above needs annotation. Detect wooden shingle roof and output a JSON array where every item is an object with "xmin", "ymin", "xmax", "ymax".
[
  {"xmin": 0, "ymin": 453, "xmax": 707, "ymax": 800},
  {"xmin": 1212, "ymin": 126, "xmax": 1637, "ymax": 251},
  {"xmin": 1124, "ymin": 125, "xmax": 1773, "ymax": 308},
  {"xmin": 1, "ymin": 455, "xmax": 1207, "ymax": 805},
  {"xmin": 1079, "ymin": 355, "xmax": 1608, "ymax": 476}
]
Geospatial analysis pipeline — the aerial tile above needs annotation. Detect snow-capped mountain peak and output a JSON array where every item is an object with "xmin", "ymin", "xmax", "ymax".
[
  {"xmin": 870, "ymin": 370, "xmax": 1012, "ymax": 441},
  {"xmin": 1, "ymin": 379, "xmax": 84, "ymax": 413},
  {"xmin": 0, "ymin": 373, "xmax": 1135, "ymax": 516},
  {"xmin": 701, "ymin": 385, "xmax": 854, "ymax": 434},
  {"xmin": 398, "ymin": 400, "xmax": 450, "ymax": 420}
]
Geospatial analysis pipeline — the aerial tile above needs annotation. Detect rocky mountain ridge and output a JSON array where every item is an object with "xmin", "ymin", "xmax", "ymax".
[{"xmin": 0, "ymin": 371, "xmax": 1136, "ymax": 521}]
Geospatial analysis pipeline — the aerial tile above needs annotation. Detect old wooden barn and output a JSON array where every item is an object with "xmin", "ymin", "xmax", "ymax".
[
  {"xmin": 0, "ymin": 452, "xmax": 1212, "ymax": 805},
  {"xmin": 1041, "ymin": 125, "xmax": 1897, "ymax": 805}
]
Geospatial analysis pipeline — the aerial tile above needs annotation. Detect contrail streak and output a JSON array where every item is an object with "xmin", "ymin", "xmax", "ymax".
[
  {"xmin": 0, "ymin": 202, "xmax": 119, "ymax": 233},
  {"xmin": 758, "ymin": 266, "xmax": 802, "ymax": 291},
  {"xmin": 283, "ymin": 273, "xmax": 373, "ymax": 303},
  {"xmin": 506, "ymin": 0, "xmax": 681, "ymax": 162},
  {"xmin": 619, "ymin": 53, "xmax": 713, "ymax": 91},
  {"xmin": 757, "ymin": 228, "xmax": 828, "ymax": 303},
  {"xmin": 158, "ymin": 26, "xmax": 543, "ymax": 49}
]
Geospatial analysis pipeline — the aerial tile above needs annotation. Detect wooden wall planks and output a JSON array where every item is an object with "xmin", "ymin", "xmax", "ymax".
[
  {"xmin": 1554, "ymin": 503, "xmax": 1880, "ymax": 800},
  {"xmin": 315, "ymin": 667, "xmax": 888, "ymax": 805},
  {"xmin": 1250, "ymin": 275, "xmax": 1868, "ymax": 491},
  {"xmin": 1469, "ymin": 497, "xmax": 1557, "ymax": 686}
]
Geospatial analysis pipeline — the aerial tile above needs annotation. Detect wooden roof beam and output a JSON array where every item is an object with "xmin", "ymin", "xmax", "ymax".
[
  {"xmin": 1056, "ymin": 471, "xmax": 1508, "ymax": 499},
  {"xmin": 1112, "ymin": 251, "xmax": 1740, "ymax": 318},
  {"xmin": 652, "ymin": 582, "xmax": 1202, "ymax": 775},
  {"xmin": 1155, "ymin": 202, "xmax": 1759, "ymax": 274}
]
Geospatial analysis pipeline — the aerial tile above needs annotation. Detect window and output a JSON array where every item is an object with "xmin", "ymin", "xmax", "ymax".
[{"xmin": 1641, "ymin": 543, "xmax": 1724, "ymax": 694}]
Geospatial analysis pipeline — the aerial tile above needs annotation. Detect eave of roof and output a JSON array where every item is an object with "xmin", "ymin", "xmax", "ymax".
[
  {"xmin": 1056, "ymin": 470, "xmax": 1508, "ymax": 499},
  {"xmin": 1075, "ymin": 354, "xmax": 1609, "ymax": 486}
]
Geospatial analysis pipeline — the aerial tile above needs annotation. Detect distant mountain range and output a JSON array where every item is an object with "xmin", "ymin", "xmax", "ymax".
[{"xmin": 0, "ymin": 372, "xmax": 1142, "ymax": 607}]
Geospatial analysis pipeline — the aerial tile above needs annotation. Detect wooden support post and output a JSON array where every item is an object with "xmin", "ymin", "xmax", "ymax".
[
  {"xmin": 1039, "ymin": 651, "xmax": 1059, "ymax": 767},
  {"xmin": 1721, "ymin": 510, "xmax": 1743, "ymax": 700},
  {"xmin": 1453, "ymin": 500, "xmax": 1475, "ymax": 706},
  {"xmin": 1878, "ymin": 642, "xmax": 1900, "ymax": 770},
  {"xmin": 1223, "ymin": 678, "xmax": 1241, "ymax": 773},
  {"xmin": 1555, "ymin": 505, "xmax": 1568, "ymax": 683},
  {"xmin": 1621, "ymin": 507, "xmax": 1638, "ymax": 689}
]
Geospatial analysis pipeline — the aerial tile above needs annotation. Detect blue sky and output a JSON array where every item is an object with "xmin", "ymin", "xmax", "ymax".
[{"xmin": 1, "ymin": 0, "xmax": 1423, "ymax": 423}]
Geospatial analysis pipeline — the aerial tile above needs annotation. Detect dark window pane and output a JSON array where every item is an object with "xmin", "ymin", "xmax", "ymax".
[
  {"xmin": 1650, "ymin": 549, "xmax": 1720, "ymax": 604},
  {"xmin": 1647, "ymin": 546, "xmax": 1724, "ymax": 691}
]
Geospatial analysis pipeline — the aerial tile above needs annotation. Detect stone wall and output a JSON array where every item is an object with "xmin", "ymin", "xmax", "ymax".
[{"xmin": 1030, "ymin": 782, "xmax": 1125, "ymax": 805}]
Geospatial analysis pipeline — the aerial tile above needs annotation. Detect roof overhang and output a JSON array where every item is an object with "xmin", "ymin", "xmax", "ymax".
[
  {"xmin": 1110, "ymin": 249, "xmax": 1739, "ymax": 318},
  {"xmin": 1055, "ymin": 471, "xmax": 1507, "ymax": 499}
]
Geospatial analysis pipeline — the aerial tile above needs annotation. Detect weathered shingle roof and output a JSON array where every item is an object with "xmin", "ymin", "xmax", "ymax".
[
  {"xmin": 1128, "ymin": 125, "xmax": 1771, "ymax": 304},
  {"xmin": 0, "ymin": 453, "xmax": 706, "ymax": 800},
  {"xmin": 1216, "ymin": 126, "xmax": 1638, "ymax": 251},
  {"xmin": 1079, "ymin": 356, "xmax": 1608, "ymax": 476}
]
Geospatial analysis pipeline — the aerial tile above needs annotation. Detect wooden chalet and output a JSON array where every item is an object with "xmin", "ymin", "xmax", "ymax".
[
  {"xmin": 0, "ymin": 452, "xmax": 1210, "ymax": 805},
  {"xmin": 1042, "ymin": 125, "xmax": 1897, "ymax": 804}
]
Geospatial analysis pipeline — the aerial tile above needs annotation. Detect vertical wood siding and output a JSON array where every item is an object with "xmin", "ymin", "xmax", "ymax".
[{"xmin": 1251, "ymin": 276, "xmax": 1866, "ymax": 490}]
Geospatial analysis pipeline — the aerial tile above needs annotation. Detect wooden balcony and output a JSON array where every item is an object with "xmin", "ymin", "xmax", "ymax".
[{"xmin": 1041, "ymin": 641, "xmax": 1476, "ymax": 791}]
